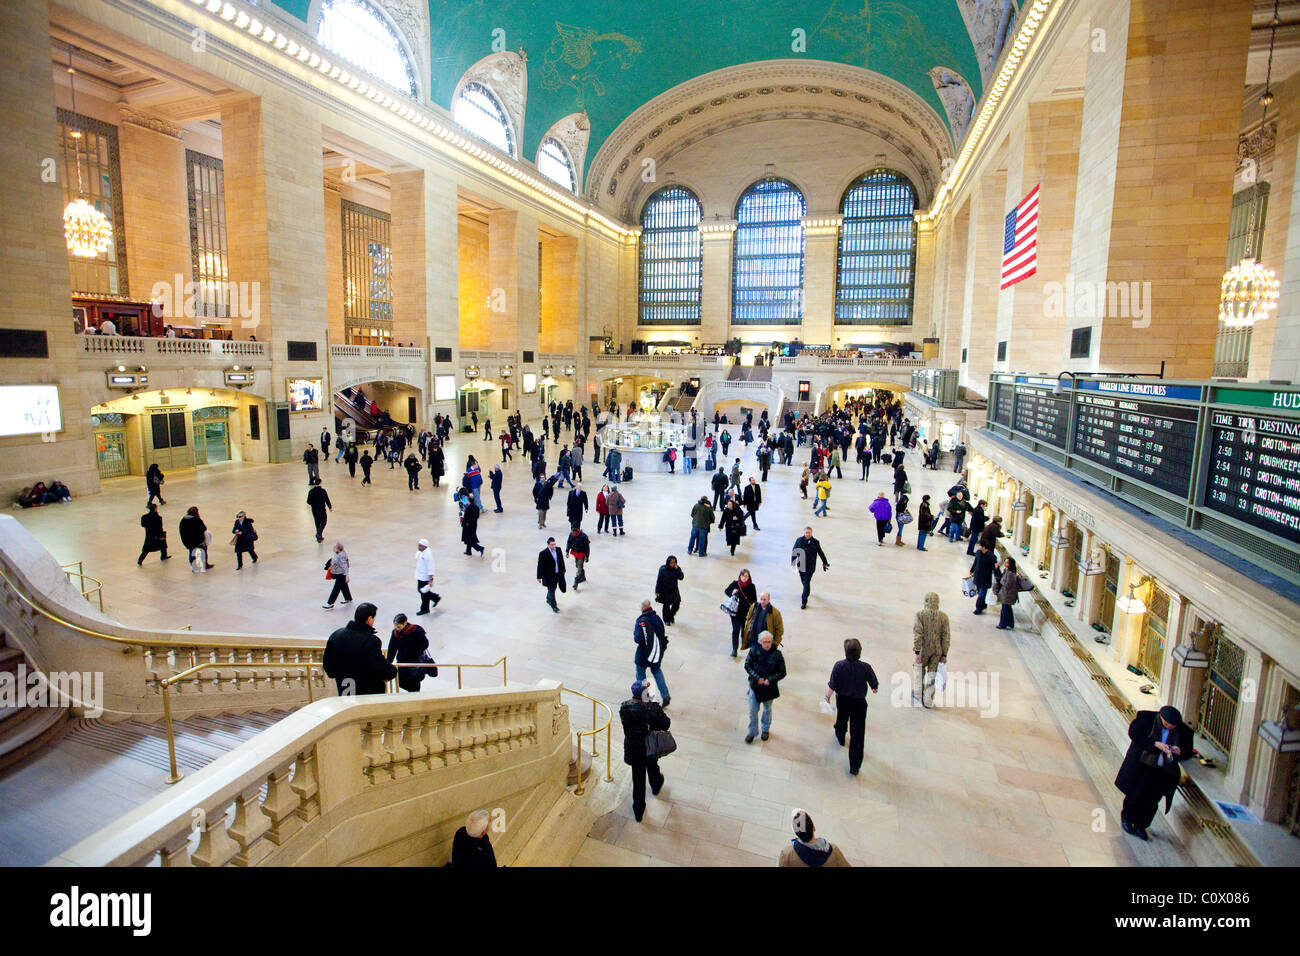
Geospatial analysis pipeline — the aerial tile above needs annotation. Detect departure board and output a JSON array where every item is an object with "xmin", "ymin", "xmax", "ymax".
[
  {"xmin": 1012, "ymin": 387, "xmax": 1068, "ymax": 448},
  {"xmin": 1204, "ymin": 410, "xmax": 1300, "ymax": 545},
  {"xmin": 992, "ymin": 384, "xmax": 1014, "ymax": 426},
  {"xmin": 1072, "ymin": 394, "xmax": 1199, "ymax": 496}
]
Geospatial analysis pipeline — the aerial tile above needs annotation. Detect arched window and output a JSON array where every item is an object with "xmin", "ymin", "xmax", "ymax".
[
  {"xmin": 732, "ymin": 178, "xmax": 806, "ymax": 325},
  {"xmin": 638, "ymin": 186, "xmax": 702, "ymax": 326},
  {"xmin": 453, "ymin": 82, "xmax": 515, "ymax": 158},
  {"xmin": 835, "ymin": 169, "xmax": 918, "ymax": 325},
  {"xmin": 537, "ymin": 138, "xmax": 577, "ymax": 192},
  {"xmin": 316, "ymin": 0, "xmax": 417, "ymax": 97}
]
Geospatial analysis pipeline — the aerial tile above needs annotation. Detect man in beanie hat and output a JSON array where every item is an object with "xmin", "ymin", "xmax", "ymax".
[
  {"xmin": 1115, "ymin": 705, "xmax": 1194, "ymax": 840},
  {"xmin": 619, "ymin": 680, "xmax": 671, "ymax": 822},
  {"xmin": 778, "ymin": 809, "xmax": 850, "ymax": 867}
]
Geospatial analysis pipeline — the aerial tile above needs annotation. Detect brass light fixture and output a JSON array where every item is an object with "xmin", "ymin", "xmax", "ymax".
[{"xmin": 62, "ymin": 48, "xmax": 113, "ymax": 259}]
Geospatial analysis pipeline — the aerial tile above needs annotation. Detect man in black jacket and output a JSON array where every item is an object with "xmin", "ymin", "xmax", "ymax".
[
  {"xmin": 742, "ymin": 477, "xmax": 763, "ymax": 530},
  {"xmin": 633, "ymin": 600, "xmax": 670, "ymax": 705},
  {"xmin": 179, "ymin": 506, "xmax": 213, "ymax": 570},
  {"xmin": 744, "ymin": 631, "xmax": 786, "ymax": 743},
  {"xmin": 536, "ymin": 537, "xmax": 566, "ymax": 613},
  {"xmin": 303, "ymin": 443, "xmax": 320, "ymax": 484},
  {"xmin": 307, "ymin": 483, "xmax": 332, "ymax": 542},
  {"xmin": 711, "ymin": 468, "xmax": 729, "ymax": 510},
  {"xmin": 970, "ymin": 543, "xmax": 997, "ymax": 614},
  {"xmin": 138, "ymin": 503, "xmax": 170, "ymax": 565},
  {"xmin": 823, "ymin": 638, "xmax": 880, "ymax": 775},
  {"xmin": 1115, "ymin": 706, "xmax": 1194, "ymax": 840},
  {"xmin": 966, "ymin": 500, "xmax": 988, "ymax": 555},
  {"xmin": 620, "ymin": 680, "xmax": 671, "ymax": 822},
  {"xmin": 323, "ymin": 603, "xmax": 396, "ymax": 696},
  {"xmin": 791, "ymin": 526, "xmax": 829, "ymax": 610},
  {"xmin": 565, "ymin": 483, "xmax": 589, "ymax": 528}
]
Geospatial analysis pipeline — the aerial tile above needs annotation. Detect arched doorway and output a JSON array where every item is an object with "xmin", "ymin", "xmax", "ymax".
[
  {"xmin": 91, "ymin": 387, "xmax": 264, "ymax": 477},
  {"xmin": 333, "ymin": 379, "xmax": 423, "ymax": 436},
  {"xmin": 821, "ymin": 380, "xmax": 908, "ymax": 414}
]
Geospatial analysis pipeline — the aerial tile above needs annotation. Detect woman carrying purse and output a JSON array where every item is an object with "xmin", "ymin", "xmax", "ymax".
[
  {"xmin": 722, "ymin": 569, "xmax": 757, "ymax": 658},
  {"xmin": 323, "ymin": 542, "xmax": 352, "ymax": 609}
]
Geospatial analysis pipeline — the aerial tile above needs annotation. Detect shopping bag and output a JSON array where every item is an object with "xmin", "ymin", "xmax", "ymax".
[
  {"xmin": 935, "ymin": 662, "xmax": 948, "ymax": 692},
  {"xmin": 819, "ymin": 699, "xmax": 835, "ymax": 716},
  {"xmin": 961, "ymin": 575, "xmax": 976, "ymax": 598},
  {"xmin": 720, "ymin": 593, "xmax": 740, "ymax": 616}
]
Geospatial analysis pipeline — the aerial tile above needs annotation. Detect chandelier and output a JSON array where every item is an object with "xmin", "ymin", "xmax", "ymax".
[
  {"xmin": 1219, "ymin": 1, "xmax": 1281, "ymax": 328},
  {"xmin": 62, "ymin": 48, "xmax": 113, "ymax": 258},
  {"xmin": 1220, "ymin": 258, "xmax": 1280, "ymax": 327}
]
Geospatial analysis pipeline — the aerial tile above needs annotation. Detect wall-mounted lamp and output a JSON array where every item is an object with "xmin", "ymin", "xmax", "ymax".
[
  {"xmin": 1172, "ymin": 620, "xmax": 1215, "ymax": 669},
  {"xmin": 500, "ymin": 364, "xmax": 514, "ymax": 379},
  {"xmin": 1116, "ymin": 582, "xmax": 1147, "ymax": 615},
  {"xmin": 1257, "ymin": 705, "xmax": 1300, "ymax": 753},
  {"xmin": 562, "ymin": 364, "xmax": 575, "ymax": 377},
  {"xmin": 465, "ymin": 365, "xmax": 481, "ymax": 379},
  {"xmin": 1025, "ymin": 514, "xmax": 1045, "ymax": 528},
  {"xmin": 1053, "ymin": 370, "xmax": 1077, "ymax": 396},
  {"xmin": 540, "ymin": 365, "xmax": 553, "ymax": 377}
]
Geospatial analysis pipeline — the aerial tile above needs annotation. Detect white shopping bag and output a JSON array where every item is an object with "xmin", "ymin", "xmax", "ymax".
[
  {"xmin": 935, "ymin": 663, "xmax": 948, "ymax": 692},
  {"xmin": 819, "ymin": 699, "xmax": 835, "ymax": 716}
]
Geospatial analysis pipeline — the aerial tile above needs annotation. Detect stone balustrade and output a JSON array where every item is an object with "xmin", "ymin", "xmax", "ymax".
[
  {"xmin": 52, "ymin": 682, "xmax": 567, "ymax": 867},
  {"xmin": 79, "ymin": 335, "xmax": 269, "ymax": 360}
]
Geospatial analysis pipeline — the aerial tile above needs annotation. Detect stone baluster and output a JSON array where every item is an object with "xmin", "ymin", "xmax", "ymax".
[
  {"xmin": 426, "ymin": 713, "xmax": 447, "ymax": 768},
  {"xmin": 191, "ymin": 807, "xmax": 239, "ymax": 867},
  {"xmin": 387, "ymin": 717, "xmax": 412, "ymax": 779},
  {"xmin": 158, "ymin": 829, "xmax": 192, "ymax": 867},
  {"xmin": 291, "ymin": 748, "xmax": 320, "ymax": 822},
  {"xmin": 361, "ymin": 720, "xmax": 391, "ymax": 782},
  {"xmin": 404, "ymin": 716, "xmax": 429, "ymax": 773},
  {"xmin": 228, "ymin": 783, "xmax": 273, "ymax": 866},
  {"xmin": 262, "ymin": 764, "xmax": 304, "ymax": 844},
  {"xmin": 469, "ymin": 707, "xmax": 490, "ymax": 759}
]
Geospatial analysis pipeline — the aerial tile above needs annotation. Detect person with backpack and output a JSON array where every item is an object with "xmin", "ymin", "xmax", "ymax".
[
  {"xmin": 779, "ymin": 809, "xmax": 851, "ymax": 867},
  {"xmin": 619, "ymin": 678, "xmax": 672, "ymax": 823},
  {"xmin": 633, "ymin": 600, "xmax": 670, "ymax": 705}
]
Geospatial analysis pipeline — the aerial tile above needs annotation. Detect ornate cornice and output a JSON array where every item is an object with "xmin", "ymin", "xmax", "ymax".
[
  {"xmin": 1238, "ymin": 122, "xmax": 1278, "ymax": 162},
  {"xmin": 117, "ymin": 105, "xmax": 183, "ymax": 139}
]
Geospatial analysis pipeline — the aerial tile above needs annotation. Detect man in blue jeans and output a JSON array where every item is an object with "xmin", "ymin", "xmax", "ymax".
[
  {"xmin": 946, "ymin": 492, "xmax": 968, "ymax": 542},
  {"xmin": 633, "ymin": 600, "xmax": 671, "ymax": 707},
  {"xmin": 744, "ymin": 631, "xmax": 786, "ymax": 743},
  {"xmin": 687, "ymin": 496, "xmax": 715, "ymax": 556}
]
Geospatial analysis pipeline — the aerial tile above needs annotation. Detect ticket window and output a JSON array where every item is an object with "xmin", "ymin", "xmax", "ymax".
[
  {"xmin": 1137, "ymin": 583, "xmax": 1170, "ymax": 683},
  {"xmin": 93, "ymin": 414, "xmax": 129, "ymax": 479},
  {"xmin": 1097, "ymin": 549, "xmax": 1119, "ymax": 631}
]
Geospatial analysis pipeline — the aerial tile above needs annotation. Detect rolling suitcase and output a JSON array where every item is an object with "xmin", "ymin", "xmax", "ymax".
[{"xmin": 623, "ymin": 466, "xmax": 633, "ymax": 481}]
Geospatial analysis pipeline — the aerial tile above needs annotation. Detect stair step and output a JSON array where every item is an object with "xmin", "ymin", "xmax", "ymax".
[
  {"xmin": 0, "ymin": 705, "xmax": 70, "ymax": 772},
  {"xmin": 0, "ymin": 646, "xmax": 23, "ymax": 673}
]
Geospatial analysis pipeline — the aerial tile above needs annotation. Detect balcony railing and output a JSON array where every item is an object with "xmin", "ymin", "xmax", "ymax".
[
  {"xmin": 79, "ymin": 335, "xmax": 269, "ymax": 359},
  {"xmin": 329, "ymin": 345, "xmax": 426, "ymax": 360}
]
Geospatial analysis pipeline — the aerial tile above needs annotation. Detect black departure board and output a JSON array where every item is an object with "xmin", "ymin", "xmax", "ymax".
[
  {"xmin": 1072, "ymin": 394, "xmax": 1199, "ymax": 496},
  {"xmin": 992, "ymin": 384, "xmax": 1014, "ymax": 426},
  {"xmin": 1013, "ymin": 387, "xmax": 1068, "ymax": 448},
  {"xmin": 1204, "ymin": 410, "xmax": 1300, "ymax": 545}
]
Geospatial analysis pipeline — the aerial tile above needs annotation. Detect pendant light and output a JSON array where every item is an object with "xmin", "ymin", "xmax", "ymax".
[
  {"xmin": 62, "ymin": 47, "xmax": 113, "ymax": 258},
  {"xmin": 1220, "ymin": 1, "xmax": 1282, "ymax": 328}
]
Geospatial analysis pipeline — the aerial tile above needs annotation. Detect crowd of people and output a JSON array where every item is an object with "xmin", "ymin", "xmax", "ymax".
[{"xmin": 121, "ymin": 381, "xmax": 1183, "ymax": 862}]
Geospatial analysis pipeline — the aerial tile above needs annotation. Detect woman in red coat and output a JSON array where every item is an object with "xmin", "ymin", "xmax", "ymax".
[{"xmin": 595, "ymin": 484, "xmax": 611, "ymax": 534}]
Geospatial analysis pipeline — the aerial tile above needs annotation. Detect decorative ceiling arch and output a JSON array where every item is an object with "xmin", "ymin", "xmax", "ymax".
[
  {"xmin": 452, "ymin": 51, "xmax": 528, "ymax": 155},
  {"xmin": 928, "ymin": 66, "xmax": 976, "ymax": 147},
  {"xmin": 588, "ymin": 60, "xmax": 954, "ymax": 221},
  {"xmin": 306, "ymin": 0, "xmax": 426, "ymax": 99},
  {"xmin": 955, "ymin": 0, "xmax": 1015, "ymax": 81},
  {"xmin": 539, "ymin": 112, "xmax": 591, "ymax": 191}
]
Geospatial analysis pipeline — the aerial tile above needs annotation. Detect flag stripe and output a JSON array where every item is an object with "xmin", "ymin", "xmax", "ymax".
[{"xmin": 1000, "ymin": 184, "xmax": 1040, "ymax": 290}]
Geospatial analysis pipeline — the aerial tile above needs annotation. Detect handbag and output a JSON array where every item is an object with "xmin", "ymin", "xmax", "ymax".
[
  {"xmin": 414, "ymin": 651, "xmax": 439, "ymax": 681},
  {"xmin": 752, "ymin": 679, "xmax": 780, "ymax": 703},
  {"xmin": 325, "ymin": 559, "xmax": 333, "ymax": 580},
  {"xmin": 961, "ymin": 575, "xmax": 977, "ymax": 598},
  {"xmin": 898, "ymin": 512, "xmax": 914, "ymax": 525},
  {"xmin": 884, "ymin": 521, "xmax": 893, "ymax": 534},
  {"xmin": 903, "ymin": 481, "xmax": 912, "ymax": 494},
  {"xmin": 720, "ymin": 592, "xmax": 741, "ymax": 616},
  {"xmin": 1017, "ymin": 573, "xmax": 1035, "ymax": 592}
]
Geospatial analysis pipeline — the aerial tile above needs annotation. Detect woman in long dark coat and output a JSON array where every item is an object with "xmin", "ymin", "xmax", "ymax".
[
  {"xmin": 145, "ymin": 463, "xmax": 166, "ymax": 506},
  {"xmin": 1115, "ymin": 705, "xmax": 1194, "ymax": 841},
  {"xmin": 428, "ymin": 443, "xmax": 445, "ymax": 487},
  {"xmin": 654, "ymin": 555, "xmax": 684, "ymax": 626},
  {"xmin": 460, "ymin": 492, "xmax": 485, "ymax": 556},
  {"xmin": 719, "ymin": 499, "xmax": 747, "ymax": 556},
  {"xmin": 231, "ymin": 511, "xmax": 259, "ymax": 569},
  {"xmin": 137, "ymin": 503, "xmax": 169, "ymax": 565}
]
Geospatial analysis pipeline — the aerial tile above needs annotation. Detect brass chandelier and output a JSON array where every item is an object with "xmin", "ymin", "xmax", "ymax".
[{"xmin": 62, "ymin": 48, "xmax": 113, "ymax": 259}]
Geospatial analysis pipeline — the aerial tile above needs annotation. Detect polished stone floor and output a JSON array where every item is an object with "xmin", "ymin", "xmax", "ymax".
[{"xmin": 14, "ymin": 434, "xmax": 1148, "ymax": 866}]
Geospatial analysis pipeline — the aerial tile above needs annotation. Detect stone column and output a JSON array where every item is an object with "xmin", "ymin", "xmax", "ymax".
[
  {"xmin": 487, "ymin": 209, "xmax": 521, "ymax": 354},
  {"xmin": 0, "ymin": 0, "xmax": 98, "ymax": 498},
  {"xmin": 699, "ymin": 224, "xmax": 735, "ymax": 346},
  {"xmin": 1224, "ymin": 648, "xmax": 1265, "ymax": 803},
  {"xmin": 802, "ymin": 217, "xmax": 839, "ymax": 346},
  {"xmin": 1111, "ymin": 557, "xmax": 1142, "ymax": 668},
  {"xmin": 117, "ymin": 110, "xmax": 190, "ymax": 311},
  {"xmin": 960, "ymin": 170, "xmax": 1006, "ymax": 398},
  {"xmin": 1066, "ymin": 0, "xmax": 1252, "ymax": 378},
  {"xmin": 1162, "ymin": 593, "xmax": 1194, "ymax": 707},
  {"xmin": 1074, "ymin": 528, "xmax": 1096, "ymax": 625},
  {"xmin": 912, "ymin": 217, "xmax": 936, "ymax": 340},
  {"xmin": 390, "ymin": 170, "xmax": 428, "ymax": 349},
  {"xmin": 323, "ymin": 185, "xmax": 344, "ymax": 346},
  {"xmin": 539, "ymin": 234, "xmax": 579, "ymax": 353},
  {"xmin": 221, "ymin": 93, "xmax": 329, "ymax": 458},
  {"xmin": 1246, "ymin": 666, "xmax": 1298, "ymax": 821},
  {"xmin": 941, "ymin": 203, "xmax": 970, "ymax": 371}
]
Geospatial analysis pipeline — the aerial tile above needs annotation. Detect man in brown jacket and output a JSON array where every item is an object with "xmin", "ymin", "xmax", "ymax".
[
  {"xmin": 740, "ymin": 591, "xmax": 785, "ymax": 649},
  {"xmin": 778, "ymin": 809, "xmax": 851, "ymax": 867},
  {"xmin": 912, "ymin": 591, "xmax": 950, "ymax": 709}
]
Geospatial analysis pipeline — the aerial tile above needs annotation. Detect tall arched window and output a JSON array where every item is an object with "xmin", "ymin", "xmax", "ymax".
[
  {"xmin": 732, "ymin": 178, "xmax": 806, "ymax": 325},
  {"xmin": 537, "ymin": 138, "xmax": 577, "ymax": 192},
  {"xmin": 453, "ymin": 83, "xmax": 515, "ymax": 158},
  {"xmin": 316, "ymin": 0, "xmax": 417, "ymax": 97},
  {"xmin": 835, "ymin": 169, "xmax": 918, "ymax": 325},
  {"xmin": 638, "ymin": 186, "xmax": 702, "ymax": 326}
]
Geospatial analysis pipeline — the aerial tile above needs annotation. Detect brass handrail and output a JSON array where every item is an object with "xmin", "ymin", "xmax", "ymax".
[
  {"xmin": 0, "ymin": 563, "xmax": 326, "ymax": 653},
  {"xmin": 559, "ymin": 687, "xmax": 613, "ymax": 795},
  {"xmin": 386, "ymin": 656, "xmax": 507, "ymax": 692},
  {"xmin": 60, "ymin": 561, "xmax": 104, "ymax": 613},
  {"xmin": 157, "ymin": 659, "xmax": 324, "ymax": 784}
]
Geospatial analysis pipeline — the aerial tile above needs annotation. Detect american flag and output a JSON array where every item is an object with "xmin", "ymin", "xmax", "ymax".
[{"xmin": 1000, "ymin": 184, "xmax": 1039, "ymax": 290}]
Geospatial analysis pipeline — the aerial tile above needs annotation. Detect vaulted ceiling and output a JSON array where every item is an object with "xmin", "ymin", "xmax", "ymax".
[{"xmin": 267, "ymin": 0, "xmax": 990, "ymax": 161}]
